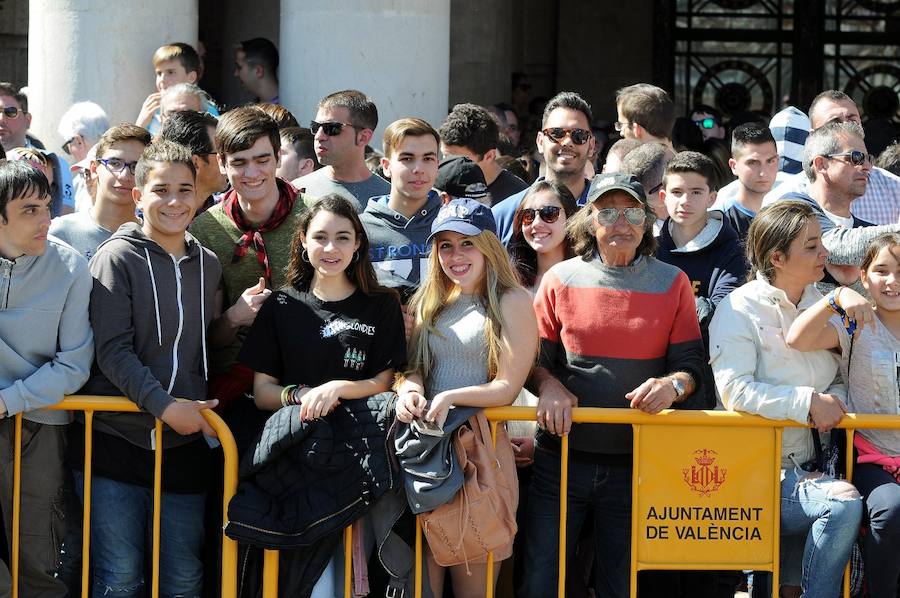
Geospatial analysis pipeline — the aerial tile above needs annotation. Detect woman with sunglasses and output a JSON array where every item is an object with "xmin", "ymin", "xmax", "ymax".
[
  {"xmin": 520, "ymin": 173, "xmax": 704, "ymax": 598},
  {"xmin": 509, "ymin": 180, "xmax": 578, "ymax": 292}
]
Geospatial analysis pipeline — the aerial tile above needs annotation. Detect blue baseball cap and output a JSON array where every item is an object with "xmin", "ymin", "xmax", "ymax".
[{"xmin": 426, "ymin": 198, "xmax": 497, "ymax": 244}]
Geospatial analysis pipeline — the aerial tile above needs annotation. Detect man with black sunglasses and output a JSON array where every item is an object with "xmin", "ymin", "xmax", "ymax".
[
  {"xmin": 292, "ymin": 90, "xmax": 389, "ymax": 213},
  {"xmin": 50, "ymin": 124, "xmax": 151, "ymax": 260},
  {"xmin": 777, "ymin": 120, "xmax": 900, "ymax": 290},
  {"xmin": 491, "ymin": 91, "xmax": 596, "ymax": 246},
  {"xmin": 766, "ymin": 90, "xmax": 900, "ymax": 225}
]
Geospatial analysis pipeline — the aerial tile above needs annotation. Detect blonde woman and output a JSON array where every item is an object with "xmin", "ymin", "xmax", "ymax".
[{"xmin": 395, "ymin": 198, "xmax": 538, "ymax": 597}]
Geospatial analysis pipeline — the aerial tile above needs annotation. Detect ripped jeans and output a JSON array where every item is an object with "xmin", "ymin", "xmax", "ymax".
[{"xmin": 779, "ymin": 467, "xmax": 863, "ymax": 598}]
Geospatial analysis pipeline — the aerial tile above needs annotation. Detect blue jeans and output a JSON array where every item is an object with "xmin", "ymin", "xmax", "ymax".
[
  {"xmin": 853, "ymin": 463, "xmax": 900, "ymax": 598},
  {"xmin": 779, "ymin": 467, "xmax": 862, "ymax": 598},
  {"xmin": 73, "ymin": 471, "xmax": 205, "ymax": 598},
  {"xmin": 518, "ymin": 444, "xmax": 632, "ymax": 598}
]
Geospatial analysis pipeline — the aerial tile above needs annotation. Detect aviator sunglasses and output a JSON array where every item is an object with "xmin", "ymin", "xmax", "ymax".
[
  {"xmin": 821, "ymin": 150, "xmax": 874, "ymax": 167},
  {"xmin": 309, "ymin": 120, "xmax": 361, "ymax": 136},
  {"xmin": 521, "ymin": 205, "xmax": 562, "ymax": 226},
  {"xmin": 541, "ymin": 127, "xmax": 592, "ymax": 145},
  {"xmin": 594, "ymin": 207, "xmax": 646, "ymax": 226}
]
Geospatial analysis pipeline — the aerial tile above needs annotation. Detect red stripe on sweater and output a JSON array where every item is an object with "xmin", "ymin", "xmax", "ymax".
[{"xmin": 535, "ymin": 271, "xmax": 700, "ymax": 361}]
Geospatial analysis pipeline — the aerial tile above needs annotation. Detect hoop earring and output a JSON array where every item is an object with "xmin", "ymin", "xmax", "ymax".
[
  {"xmin": 351, "ymin": 250, "xmax": 359, "ymax": 263},
  {"xmin": 301, "ymin": 249, "xmax": 310, "ymax": 263}
]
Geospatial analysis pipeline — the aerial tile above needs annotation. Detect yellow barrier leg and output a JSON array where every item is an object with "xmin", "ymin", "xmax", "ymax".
[
  {"xmin": 151, "ymin": 420, "xmax": 163, "ymax": 598},
  {"xmin": 262, "ymin": 549, "xmax": 279, "ymax": 597},
  {"xmin": 486, "ymin": 421, "xmax": 499, "ymax": 598},
  {"xmin": 415, "ymin": 516, "xmax": 423, "ymax": 598},
  {"xmin": 344, "ymin": 525, "xmax": 353, "ymax": 598},
  {"xmin": 11, "ymin": 414, "xmax": 22, "ymax": 598},
  {"xmin": 772, "ymin": 428, "xmax": 782, "ymax": 598},
  {"xmin": 630, "ymin": 425, "xmax": 640, "ymax": 598},
  {"xmin": 81, "ymin": 412, "xmax": 94, "ymax": 598},
  {"xmin": 558, "ymin": 434, "xmax": 569, "ymax": 598},
  {"xmin": 207, "ymin": 409, "xmax": 239, "ymax": 598},
  {"xmin": 843, "ymin": 429, "xmax": 855, "ymax": 598}
]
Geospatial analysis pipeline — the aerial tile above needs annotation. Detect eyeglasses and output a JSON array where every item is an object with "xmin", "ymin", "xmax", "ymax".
[
  {"xmin": 693, "ymin": 117, "xmax": 717, "ymax": 130},
  {"xmin": 541, "ymin": 127, "xmax": 592, "ymax": 145},
  {"xmin": 647, "ymin": 181, "xmax": 664, "ymax": 195},
  {"xmin": 822, "ymin": 150, "xmax": 874, "ymax": 166},
  {"xmin": 98, "ymin": 158, "xmax": 138, "ymax": 175},
  {"xmin": 1, "ymin": 106, "xmax": 23, "ymax": 118},
  {"xmin": 62, "ymin": 136, "xmax": 77, "ymax": 156},
  {"xmin": 521, "ymin": 205, "xmax": 562, "ymax": 226},
  {"xmin": 309, "ymin": 120, "xmax": 362, "ymax": 136},
  {"xmin": 594, "ymin": 207, "xmax": 646, "ymax": 226},
  {"xmin": 613, "ymin": 121, "xmax": 633, "ymax": 133}
]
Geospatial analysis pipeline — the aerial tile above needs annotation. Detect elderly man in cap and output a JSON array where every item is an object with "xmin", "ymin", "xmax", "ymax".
[{"xmin": 520, "ymin": 172, "xmax": 704, "ymax": 598}]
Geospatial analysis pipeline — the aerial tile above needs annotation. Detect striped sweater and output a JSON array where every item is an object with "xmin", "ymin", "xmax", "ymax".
[{"xmin": 534, "ymin": 254, "xmax": 704, "ymax": 453}]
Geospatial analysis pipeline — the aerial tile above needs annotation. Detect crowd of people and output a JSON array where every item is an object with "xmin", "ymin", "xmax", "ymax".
[{"xmin": 1, "ymin": 37, "xmax": 900, "ymax": 598}]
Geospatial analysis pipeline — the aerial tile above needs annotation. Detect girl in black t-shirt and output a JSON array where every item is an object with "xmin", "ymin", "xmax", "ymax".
[
  {"xmin": 239, "ymin": 194, "xmax": 405, "ymax": 595},
  {"xmin": 241, "ymin": 194, "xmax": 405, "ymax": 418}
]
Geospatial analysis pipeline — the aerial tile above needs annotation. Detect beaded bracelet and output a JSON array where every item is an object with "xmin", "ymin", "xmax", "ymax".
[
  {"xmin": 826, "ymin": 288, "xmax": 857, "ymax": 336},
  {"xmin": 288, "ymin": 385, "xmax": 311, "ymax": 407}
]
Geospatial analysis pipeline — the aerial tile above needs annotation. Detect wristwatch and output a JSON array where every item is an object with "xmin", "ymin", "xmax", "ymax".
[{"xmin": 669, "ymin": 377, "xmax": 686, "ymax": 401}]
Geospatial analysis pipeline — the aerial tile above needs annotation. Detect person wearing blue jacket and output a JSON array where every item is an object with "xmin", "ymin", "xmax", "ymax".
[{"xmin": 0, "ymin": 160, "xmax": 93, "ymax": 598}]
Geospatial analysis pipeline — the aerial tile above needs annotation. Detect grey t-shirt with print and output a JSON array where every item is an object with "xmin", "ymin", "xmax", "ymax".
[{"xmin": 49, "ymin": 210, "xmax": 113, "ymax": 261}]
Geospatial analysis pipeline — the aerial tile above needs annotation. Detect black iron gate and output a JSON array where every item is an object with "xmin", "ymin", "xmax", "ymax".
[{"xmin": 653, "ymin": 0, "xmax": 900, "ymax": 123}]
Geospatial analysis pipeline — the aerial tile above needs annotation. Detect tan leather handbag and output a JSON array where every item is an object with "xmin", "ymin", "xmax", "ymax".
[{"xmin": 421, "ymin": 411, "xmax": 519, "ymax": 567}]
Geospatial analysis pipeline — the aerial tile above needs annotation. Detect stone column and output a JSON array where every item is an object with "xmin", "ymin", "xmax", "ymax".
[
  {"xmin": 27, "ymin": 0, "xmax": 198, "ymax": 153},
  {"xmin": 279, "ymin": 0, "xmax": 450, "ymax": 144}
]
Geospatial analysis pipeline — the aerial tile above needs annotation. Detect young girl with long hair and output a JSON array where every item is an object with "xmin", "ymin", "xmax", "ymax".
[
  {"xmin": 395, "ymin": 198, "xmax": 538, "ymax": 597},
  {"xmin": 786, "ymin": 232, "xmax": 900, "ymax": 598},
  {"xmin": 238, "ymin": 194, "xmax": 406, "ymax": 595},
  {"xmin": 509, "ymin": 180, "xmax": 578, "ymax": 291}
]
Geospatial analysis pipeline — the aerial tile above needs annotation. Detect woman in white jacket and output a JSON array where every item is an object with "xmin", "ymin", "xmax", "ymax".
[{"xmin": 709, "ymin": 200, "xmax": 862, "ymax": 598}]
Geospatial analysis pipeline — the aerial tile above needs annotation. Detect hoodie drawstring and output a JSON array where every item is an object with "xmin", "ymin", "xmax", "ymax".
[
  {"xmin": 200, "ymin": 250, "xmax": 208, "ymax": 380},
  {"xmin": 145, "ymin": 248, "xmax": 163, "ymax": 346}
]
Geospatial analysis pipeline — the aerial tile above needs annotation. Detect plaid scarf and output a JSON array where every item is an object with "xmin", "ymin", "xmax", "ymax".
[{"xmin": 222, "ymin": 178, "xmax": 298, "ymax": 282}]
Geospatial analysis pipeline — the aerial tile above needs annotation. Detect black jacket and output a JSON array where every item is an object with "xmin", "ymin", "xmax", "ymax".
[{"xmin": 227, "ymin": 393, "xmax": 428, "ymax": 597}]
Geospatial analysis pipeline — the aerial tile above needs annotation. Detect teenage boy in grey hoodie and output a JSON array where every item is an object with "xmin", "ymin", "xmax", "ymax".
[
  {"xmin": 75, "ymin": 140, "xmax": 221, "ymax": 597},
  {"xmin": 0, "ymin": 160, "xmax": 93, "ymax": 598},
  {"xmin": 361, "ymin": 117, "xmax": 442, "ymax": 295}
]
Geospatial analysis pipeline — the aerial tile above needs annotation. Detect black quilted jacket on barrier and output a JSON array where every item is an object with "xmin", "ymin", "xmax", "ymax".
[{"xmin": 225, "ymin": 392, "xmax": 395, "ymax": 548}]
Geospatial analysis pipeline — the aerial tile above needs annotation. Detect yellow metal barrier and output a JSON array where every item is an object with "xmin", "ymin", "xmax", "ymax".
[
  {"xmin": 141, "ymin": 404, "xmax": 896, "ymax": 598},
  {"xmin": 7, "ymin": 396, "xmax": 238, "ymax": 598}
]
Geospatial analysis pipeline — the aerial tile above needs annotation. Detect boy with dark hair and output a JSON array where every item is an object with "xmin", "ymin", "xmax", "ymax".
[
  {"xmin": 439, "ymin": 103, "xmax": 527, "ymax": 204},
  {"xmin": 158, "ymin": 110, "xmax": 228, "ymax": 213},
  {"xmin": 360, "ymin": 117, "xmax": 441, "ymax": 292},
  {"xmin": 615, "ymin": 83, "xmax": 676, "ymax": 146},
  {"xmin": 276, "ymin": 126, "xmax": 318, "ymax": 182},
  {"xmin": 656, "ymin": 150, "xmax": 748, "ymax": 409},
  {"xmin": 720, "ymin": 123, "xmax": 778, "ymax": 241},
  {"xmin": 136, "ymin": 43, "xmax": 218, "ymax": 134},
  {"xmin": 189, "ymin": 107, "xmax": 305, "ymax": 442},
  {"xmin": 293, "ymin": 89, "xmax": 390, "ymax": 212},
  {"xmin": 76, "ymin": 140, "xmax": 220, "ymax": 596},
  {"xmin": 0, "ymin": 160, "xmax": 93, "ymax": 597},
  {"xmin": 690, "ymin": 104, "xmax": 726, "ymax": 141},
  {"xmin": 234, "ymin": 38, "xmax": 280, "ymax": 104},
  {"xmin": 50, "ymin": 123, "xmax": 152, "ymax": 260}
]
